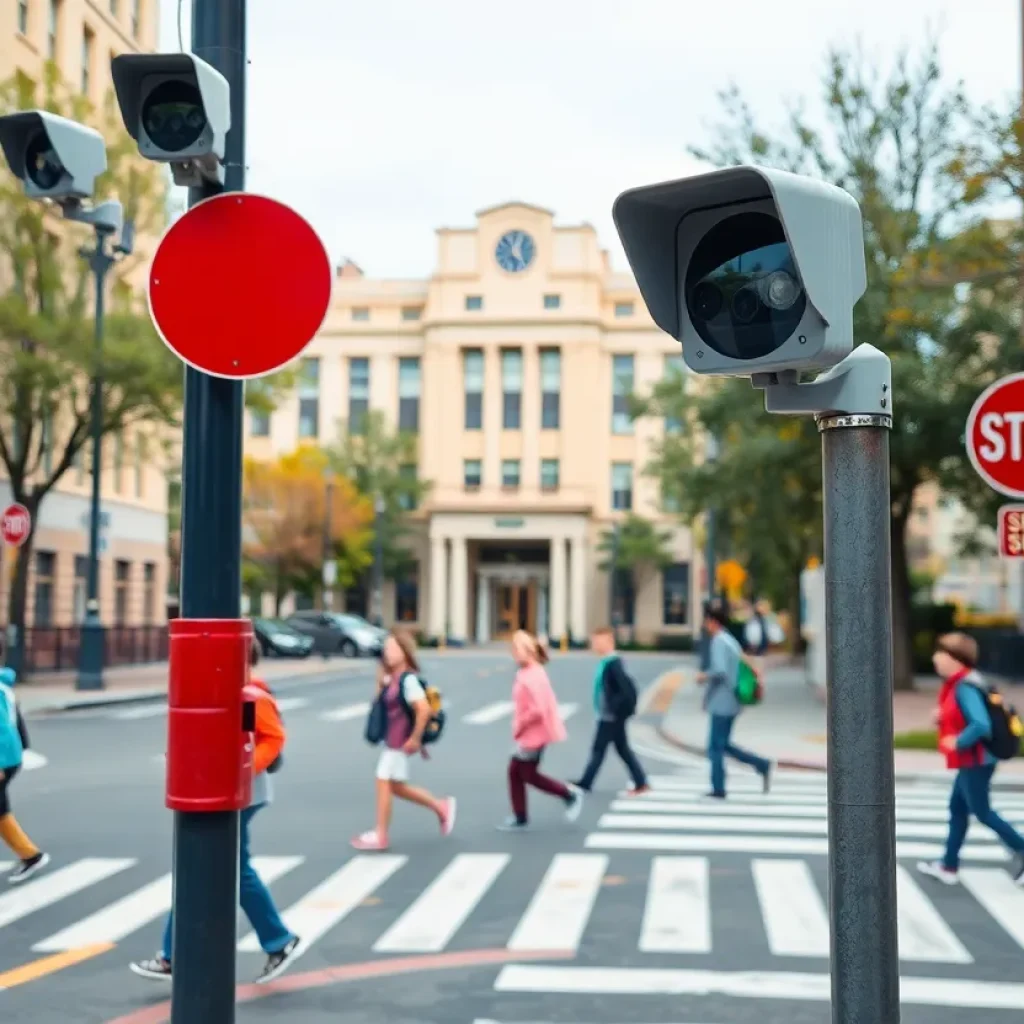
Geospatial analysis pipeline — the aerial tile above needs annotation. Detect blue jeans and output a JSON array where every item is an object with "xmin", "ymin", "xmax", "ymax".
[
  {"xmin": 942, "ymin": 764, "xmax": 1024, "ymax": 870},
  {"xmin": 161, "ymin": 804, "xmax": 293, "ymax": 960},
  {"xmin": 708, "ymin": 714, "xmax": 770, "ymax": 797}
]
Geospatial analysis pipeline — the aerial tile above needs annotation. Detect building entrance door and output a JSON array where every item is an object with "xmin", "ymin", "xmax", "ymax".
[{"xmin": 495, "ymin": 582, "xmax": 536, "ymax": 638}]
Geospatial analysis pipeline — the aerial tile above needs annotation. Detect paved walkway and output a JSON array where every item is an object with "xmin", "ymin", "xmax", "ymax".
[{"xmin": 657, "ymin": 660, "xmax": 1024, "ymax": 781}]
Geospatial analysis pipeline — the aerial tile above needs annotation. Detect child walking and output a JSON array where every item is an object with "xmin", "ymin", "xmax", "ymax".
[
  {"xmin": 498, "ymin": 630, "xmax": 583, "ymax": 831},
  {"xmin": 0, "ymin": 667, "xmax": 50, "ymax": 882}
]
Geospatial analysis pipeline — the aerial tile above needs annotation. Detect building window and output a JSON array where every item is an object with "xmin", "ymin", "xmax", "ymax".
[
  {"xmin": 501, "ymin": 459, "xmax": 520, "ymax": 489},
  {"xmin": 351, "ymin": 307, "xmax": 369, "ymax": 321},
  {"xmin": 114, "ymin": 432, "xmax": 125, "ymax": 493},
  {"xmin": 612, "ymin": 568, "xmax": 635, "ymax": 626},
  {"xmin": 611, "ymin": 462, "xmax": 633, "ymax": 511},
  {"xmin": 463, "ymin": 459, "xmax": 482, "ymax": 491},
  {"xmin": 612, "ymin": 354, "xmax": 634, "ymax": 435},
  {"xmin": 34, "ymin": 551, "xmax": 56, "ymax": 626},
  {"xmin": 615, "ymin": 301, "xmax": 635, "ymax": 317},
  {"xmin": 143, "ymin": 562, "xmax": 156, "ymax": 623},
  {"xmin": 540, "ymin": 348, "xmax": 560, "ymax": 429},
  {"xmin": 131, "ymin": 0, "xmax": 140, "ymax": 36},
  {"xmin": 501, "ymin": 348, "xmax": 522, "ymax": 429},
  {"xmin": 298, "ymin": 356, "xmax": 320, "ymax": 438},
  {"xmin": 664, "ymin": 353, "xmax": 685, "ymax": 434},
  {"xmin": 541, "ymin": 458, "xmax": 559, "ymax": 492},
  {"xmin": 543, "ymin": 294, "xmax": 561, "ymax": 310},
  {"xmin": 250, "ymin": 410, "xmax": 270, "ymax": 437},
  {"xmin": 347, "ymin": 356, "xmax": 369, "ymax": 434},
  {"xmin": 401, "ymin": 306, "xmax": 422, "ymax": 321},
  {"xmin": 18, "ymin": 0, "xmax": 29, "ymax": 34},
  {"xmin": 398, "ymin": 463, "xmax": 418, "ymax": 511},
  {"xmin": 73, "ymin": 554, "xmax": 88, "ymax": 623},
  {"xmin": 48, "ymin": 0, "xmax": 60, "ymax": 59},
  {"xmin": 662, "ymin": 562, "xmax": 690, "ymax": 625},
  {"xmin": 81, "ymin": 28, "xmax": 93, "ymax": 94},
  {"xmin": 398, "ymin": 357, "xmax": 420, "ymax": 433},
  {"xmin": 463, "ymin": 349, "xmax": 483, "ymax": 430},
  {"xmin": 134, "ymin": 434, "xmax": 147, "ymax": 498},
  {"xmin": 114, "ymin": 559, "xmax": 130, "ymax": 625},
  {"xmin": 395, "ymin": 564, "xmax": 419, "ymax": 622},
  {"xmin": 465, "ymin": 295, "xmax": 483, "ymax": 311}
]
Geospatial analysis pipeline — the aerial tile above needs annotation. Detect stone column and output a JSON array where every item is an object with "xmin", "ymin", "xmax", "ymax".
[
  {"xmin": 449, "ymin": 536, "xmax": 468, "ymax": 643},
  {"xmin": 475, "ymin": 573, "xmax": 491, "ymax": 643},
  {"xmin": 569, "ymin": 534, "xmax": 587, "ymax": 642},
  {"xmin": 429, "ymin": 536, "xmax": 447, "ymax": 639},
  {"xmin": 549, "ymin": 537, "xmax": 567, "ymax": 643}
]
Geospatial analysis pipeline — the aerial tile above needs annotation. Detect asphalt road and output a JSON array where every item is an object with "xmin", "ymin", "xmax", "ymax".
[{"xmin": 3, "ymin": 651, "xmax": 1024, "ymax": 1024}]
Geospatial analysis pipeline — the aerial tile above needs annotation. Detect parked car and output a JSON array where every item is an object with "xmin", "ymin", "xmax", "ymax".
[
  {"xmin": 285, "ymin": 611, "xmax": 385, "ymax": 657},
  {"xmin": 253, "ymin": 618, "xmax": 315, "ymax": 658}
]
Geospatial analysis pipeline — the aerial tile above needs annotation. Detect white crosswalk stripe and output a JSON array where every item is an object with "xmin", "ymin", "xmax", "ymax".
[
  {"xmin": 320, "ymin": 701, "xmax": 370, "ymax": 721},
  {"xmin": 0, "ymin": 858, "xmax": 135, "ymax": 929},
  {"xmin": 112, "ymin": 705, "xmax": 166, "ymax": 720},
  {"xmin": 462, "ymin": 701, "xmax": 514, "ymax": 724},
  {"xmin": 639, "ymin": 856, "xmax": 710, "ymax": 953}
]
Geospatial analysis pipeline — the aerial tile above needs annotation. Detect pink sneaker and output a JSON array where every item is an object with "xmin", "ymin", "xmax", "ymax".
[
  {"xmin": 439, "ymin": 797, "xmax": 457, "ymax": 836},
  {"xmin": 350, "ymin": 830, "xmax": 388, "ymax": 851}
]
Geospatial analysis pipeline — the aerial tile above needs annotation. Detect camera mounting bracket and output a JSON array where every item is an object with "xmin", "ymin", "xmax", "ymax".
[{"xmin": 751, "ymin": 342, "xmax": 892, "ymax": 421}]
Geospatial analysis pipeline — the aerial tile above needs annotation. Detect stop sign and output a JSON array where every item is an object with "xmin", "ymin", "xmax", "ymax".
[
  {"xmin": 1, "ymin": 503, "xmax": 31, "ymax": 546},
  {"xmin": 148, "ymin": 192, "xmax": 332, "ymax": 379},
  {"xmin": 967, "ymin": 373, "xmax": 1024, "ymax": 497}
]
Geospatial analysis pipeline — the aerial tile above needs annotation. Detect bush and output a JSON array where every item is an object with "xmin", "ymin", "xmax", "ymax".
[{"xmin": 893, "ymin": 728, "xmax": 1024, "ymax": 757}]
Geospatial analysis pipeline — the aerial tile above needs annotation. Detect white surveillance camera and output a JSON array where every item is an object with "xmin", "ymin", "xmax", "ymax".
[
  {"xmin": 0, "ymin": 110, "xmax": 106, "ymax": 205},
  {"xmin": 111, "ymin": 53, "xmax": 230, "ymax": 187},
  {"xmin": 613, "ymin": 165, "xmax": 867, "ymax": 377}
]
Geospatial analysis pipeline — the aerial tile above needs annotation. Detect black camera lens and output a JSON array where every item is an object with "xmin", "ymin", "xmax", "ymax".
[
  {"xmin": 24, "ymin": 129, "xmax": 64, "ymax": 191},
  {"xmin": 690, "ymin": 281, "xmax": 723, "ymax": 321},
  {"xmin": 141, "ymin": 80, "xmax": 207, "ymax": 153},
  {"xmin": 731, "ymin": 286, "xmax": 760, "ymax": 323}
]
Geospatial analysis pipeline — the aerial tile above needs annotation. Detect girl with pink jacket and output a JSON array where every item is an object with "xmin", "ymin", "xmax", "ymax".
[{"xmin": 497, "ymin": 630, "xmax": 584, "ymax": 831}]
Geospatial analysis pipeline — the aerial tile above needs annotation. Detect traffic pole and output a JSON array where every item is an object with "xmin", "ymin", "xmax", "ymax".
[
  {"xmin": 170, "ymin": 1, "xmax": 247, "ymax": 1021},
  {"xmin": 819, "ymin": 412, "xmax": 899, "ymax": 1024}
]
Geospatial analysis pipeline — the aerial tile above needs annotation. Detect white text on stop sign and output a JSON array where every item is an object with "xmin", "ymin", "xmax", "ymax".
[
  {"xmin": 3, "ymin": 510, "xmax": 28, "ymax": 534},
  {"xmin": 977, "ymin": 412, "xmax": 1024, "ymax": 462}
]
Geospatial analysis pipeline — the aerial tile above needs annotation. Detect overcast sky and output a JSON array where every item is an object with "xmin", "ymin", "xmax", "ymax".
[{"xmin": 159, "ymin": 0, "xmax": 1022, "ymax": 278}]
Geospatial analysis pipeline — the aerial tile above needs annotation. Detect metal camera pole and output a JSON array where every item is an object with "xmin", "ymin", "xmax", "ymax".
[
  {"xmin": 762, "ymin": 343, "xmax": 898, "ymax": 1024},
  {"xmin": 170, "ymin": 1, "xmax": 247, "ymax": 1021}
]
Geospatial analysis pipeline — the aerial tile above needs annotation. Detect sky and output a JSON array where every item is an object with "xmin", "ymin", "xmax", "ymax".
[{"xmin": 159, "ymin": 0, "xmax": 1024, "ymax": 279}]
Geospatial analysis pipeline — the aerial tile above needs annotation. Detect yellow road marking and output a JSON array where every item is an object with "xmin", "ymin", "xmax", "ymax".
[
  {"xmin": 0, "ymin": 943, "xmax": 114, "ymax": 991},
  {"xmin": 646, "ymin": 670, "xmax": 685, "ymax": 714}
]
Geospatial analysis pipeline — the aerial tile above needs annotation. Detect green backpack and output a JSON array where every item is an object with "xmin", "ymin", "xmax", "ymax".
[{"xmin": 736, "ymin": 662, "xmax": 763, "ymax": 706}]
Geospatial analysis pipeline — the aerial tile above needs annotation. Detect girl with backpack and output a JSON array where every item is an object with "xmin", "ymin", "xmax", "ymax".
[
  {"xmin": 352, "ymin": 629, "xmax": 456, "ymax": 851},
  {"xmin": 498, "ymin": 630, "xmax": 583, "ymax": 831},
  {"xmin": 916, "ymin": 632, "xmax": 1024, "ymax": 887}
]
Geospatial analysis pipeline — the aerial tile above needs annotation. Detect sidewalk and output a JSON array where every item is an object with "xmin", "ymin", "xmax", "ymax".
[
  {"xmin": 15, "ymin": 656, "xmax": 370, "ymax": 714},
  {"xmin": 657, "ymin": 661, "xmax": 1024, "ymax": 782}
]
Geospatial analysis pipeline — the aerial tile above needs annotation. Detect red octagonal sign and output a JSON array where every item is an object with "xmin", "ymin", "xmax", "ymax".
[
  {"xmin": 967, "ymin": 373, "xmax": 1024, "ymax": 498},
  {"xmin": 148, "ymin": 193, "xmax": 332, "ymax": 379},
  {"xmin": 1, "ymin": 502, "xmax": 31, "ymax": 547}
]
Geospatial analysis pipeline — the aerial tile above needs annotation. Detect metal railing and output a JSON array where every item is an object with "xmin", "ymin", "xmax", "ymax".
[{"xmin": 19, "ymin": 625, "xmax": 169, "ymax": 672}]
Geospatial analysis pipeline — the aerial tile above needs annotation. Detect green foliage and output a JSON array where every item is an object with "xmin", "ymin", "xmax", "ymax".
[{"xmin": 597, "ymin": 514, "xmax": 673, "ymax": 574}]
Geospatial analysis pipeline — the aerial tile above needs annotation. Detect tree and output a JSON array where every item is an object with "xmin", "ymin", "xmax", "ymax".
[
  {"xmin": 242, "ymin": 448, "xmax": 373, "ymax": 614},
  {"xmin": 327, "ymin": 410, "xmax": 432, "ymax": 584},
  {"xmin": 642, "ymin": 39, "xmax": 1024, "ymax": 687},
  {"xmin": 597, "ymin": 514, "xmax": 673, "ymax": 629}
]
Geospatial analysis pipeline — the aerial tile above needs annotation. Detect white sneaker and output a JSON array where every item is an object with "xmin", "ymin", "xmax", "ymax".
[
  {"xmin": 565, "ymin": 784, "xmax": 584, "ymax": 822},
  {"xmin": 916, "ymin": 860, "xmax": 959, "ymax": 885}
]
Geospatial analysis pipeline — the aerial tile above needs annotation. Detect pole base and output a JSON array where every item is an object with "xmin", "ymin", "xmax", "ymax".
[{"xmin": 76, "ymin": 619, "xmax": 106, "ymax": 691}]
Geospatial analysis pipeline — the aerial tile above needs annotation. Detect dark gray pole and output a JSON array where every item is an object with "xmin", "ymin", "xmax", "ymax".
[
  {"xmin": 322, "ymin": 475, "xmax": 333, "ymax": 611},
  {"xmin": 169, "ymin": 2, "xmax": 246, "ymax": 1021},
  {"xmin": 608, "ymin": 521, "xmax": 619, "ymax": 626},
  {"xmin": 820, "ymin": 413, "xmax": 899, "ymax": 1024},
  {"xmin": 372, "ymin": 495, "xmax": 385, "ymax": 626},
  {"xmin": 76, "ymin": 225, "xmax": 116, "ymax": 690}
]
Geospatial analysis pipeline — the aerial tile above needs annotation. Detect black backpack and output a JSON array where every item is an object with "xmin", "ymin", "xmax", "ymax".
[
  {"xmin": 606, "ymin": 658, "xmax": 638, "ymax": 719},
  {"xmin": 397, "ymin": 672, "xmax": 446, "ymax": 745},
  {"xmin": 965, "ymin": 682, "xmax": 1023, "ymax": 761}
]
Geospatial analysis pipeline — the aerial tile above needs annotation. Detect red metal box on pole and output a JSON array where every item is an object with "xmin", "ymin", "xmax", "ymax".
[{"xmin": 165, "ymin": 618, "xmax": 255, "ymax": 812}]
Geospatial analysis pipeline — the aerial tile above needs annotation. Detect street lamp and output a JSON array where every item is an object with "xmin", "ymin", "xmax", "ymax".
[
  {"xmin": 321, "ymin": 469, "xmax": 335, "ymax": 612},
  {"xmin": 372, "ymin": 494, "xmax": 385, "ymax": 628},
  {"xmin": 608, "ymin": 520, "xmax": 621, "ymax": 630},
  {"xmin": 76, "ymin": 216, "xmax": 134, "ymax": 691},
  {"xmin": 700, "ymin": 430, "xmax": 720, "ymax": 673}
]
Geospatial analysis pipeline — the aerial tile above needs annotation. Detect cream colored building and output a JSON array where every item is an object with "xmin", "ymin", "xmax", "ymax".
[
  {"xmin": 0, "ymin": 0, "xmax": 169, "ymax": 636},
  {"xmin": 248, "ymin": 202, "xmax": 699, "ymax": 644}
]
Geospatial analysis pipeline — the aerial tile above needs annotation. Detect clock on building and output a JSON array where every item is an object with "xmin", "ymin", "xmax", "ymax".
[{"xmin": 495, "ymin": 230, "xmax": 535, "ymax": 273}]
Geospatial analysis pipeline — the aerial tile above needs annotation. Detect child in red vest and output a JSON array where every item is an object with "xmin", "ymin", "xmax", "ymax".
[{"xmin": 917, "ymin": 632, "xmax": 1024, "ymax": 887}]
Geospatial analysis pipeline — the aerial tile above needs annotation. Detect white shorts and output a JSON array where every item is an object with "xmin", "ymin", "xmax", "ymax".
[{"xmin": 376, "ymin": 747, "xmax": 410, "ymax": 782}]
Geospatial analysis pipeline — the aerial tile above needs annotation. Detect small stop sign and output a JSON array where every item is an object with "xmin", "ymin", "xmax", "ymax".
[
  {"xmin": 966, "ymin": 374, "xmax": 1024, "ymax": 498},
  {"xmin": 1, "ymin": 503, "xmax": 31, "ymax": 546}
]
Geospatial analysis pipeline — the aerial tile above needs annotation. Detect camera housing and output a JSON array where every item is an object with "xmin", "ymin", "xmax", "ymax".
[
  {"xmin": 612, "ymin": 165, "xmax": 866, "ymax": 376},
  {"xmin": 0, "ymin": 110, "xmax": 106, "ymax": 204},
  {"xmin": 111, "ymin": 53, "xmax": 230, "ymax": 187}
]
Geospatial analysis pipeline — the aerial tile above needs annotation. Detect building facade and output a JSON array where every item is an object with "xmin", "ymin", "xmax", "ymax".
[
  {"xmin": 0, "ymin": 0, "xmax": 170, "ymax": 633},
  {"xmin": 247, "ymin": 202, "xmax": 699, "ymax": 644}
]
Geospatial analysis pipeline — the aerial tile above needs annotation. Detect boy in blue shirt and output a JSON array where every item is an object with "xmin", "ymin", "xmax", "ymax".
[{"xmin": 0, "ymin": 667, "xmax": 49, "ymax": 882}]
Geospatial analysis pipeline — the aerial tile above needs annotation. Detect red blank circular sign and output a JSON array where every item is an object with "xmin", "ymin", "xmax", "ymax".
[
  {"xmin": 1, "ymin": 503, "xmax": 31, "ymax": 546},
  {"xmin": 148, "ymin": 192, "xmax": 332, "ymax": 379},
  {"xmin": 967, "ymin": 373, "xmax": 1024, "ymax": 499}
]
